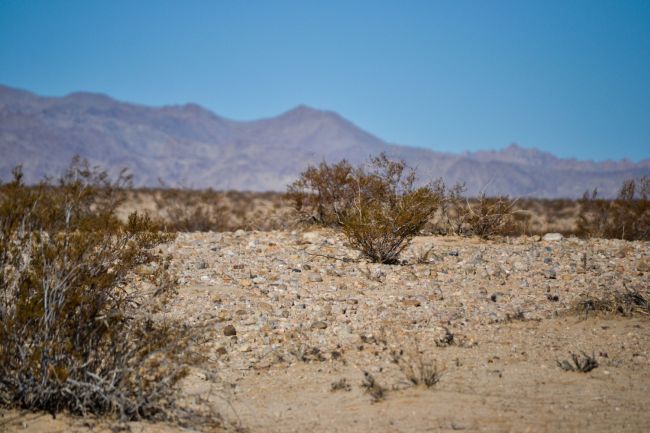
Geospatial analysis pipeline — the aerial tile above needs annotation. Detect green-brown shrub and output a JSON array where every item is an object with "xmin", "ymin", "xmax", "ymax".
[
  {"xmin": 442, "ymin": 183, "xmax": 521, "ymax": 238},
  {"xmin": 0, "ymin": 159, "xmax": 192, "ymax": 421},
  {"xmin": 290, "ymin": 154, "xmax": 443, "ymax": 264},
  {"xmin": 153, "ymin": 185, "xmax": 229, "ymax": 232},
  {"xmin": 286, "ymin": 159, "xmax": 356, "ymax": 225},
  {"xmin": 577, "ymin": 177, "xmax": 649, "ymax": 240}
]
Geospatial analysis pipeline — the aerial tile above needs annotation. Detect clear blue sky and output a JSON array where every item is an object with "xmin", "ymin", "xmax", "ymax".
[{"xmin": 1, "ymin": 0, "xmax": 648, "ymax": 161}]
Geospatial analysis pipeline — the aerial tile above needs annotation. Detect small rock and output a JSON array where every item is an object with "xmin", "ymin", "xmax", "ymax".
[
  {"xmin": 302, "ymin": 232, "xmax": 322, "ymax": 244},
  {"xmin": 637, "ymin": 258, "xmax": 650, "ymax": 273},
  {"xmin": 513, "ymin": 261, "xmax": 528, "ymax": 272},
  {"xmin": 223, "ymin": 324, "xmax": 237, "ymax": 336},
  {"xmin": 543, "ymin": 233, "xmax": 563, "ymax": 242},
  {"xmin": 308, "ymin": 272, "xmax": 323, "ymax": 282},
  {"xmin": 197, "ymin": 261, "xmax": 208, "ymax": 269},
  {"xmin": 547, "ymin": 294, "xmax": 559, "ymax": 302},
  {"xmin": 490, "ymin": 292, "xmax": 505, "ymax": 302},
  {"xmin": 544, "ymin": 269, "xmax": 557, "ymax": 279},
  {"xmin": 402, "ymin": 299, "xmax": 421, "ymax": 307},
  {"xmin": 311, "ymin": 321, "xmax": 328, "ymax": 330}
]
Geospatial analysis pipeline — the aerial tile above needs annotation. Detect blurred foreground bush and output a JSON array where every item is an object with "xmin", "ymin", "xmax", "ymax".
[{"xmin": 0, "ymin": 158, "xmax": 193, "ymax": 421}]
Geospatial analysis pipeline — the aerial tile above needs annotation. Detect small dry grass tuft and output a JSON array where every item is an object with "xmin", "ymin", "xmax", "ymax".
[
  {"xmin": 577, "ymin": 177, "xmax": 649, "ymax": 240},
  {"xmin": 574, "ymin": 287, "xmax": 649, "ymax": 318},
  {"xmin": 361, "ymin": 372, "xmax": 386, "ymax": 402},
  {"xmin": 442, "ymin": 183, "xmax": 522, "ymax": 238},
  {"xmin": 557, "ymin": 352, "xmax": 599, "ymax": 373},
  {"xmin": 330, "ymin": 378, "xmax": 351, "ymax": 392}
]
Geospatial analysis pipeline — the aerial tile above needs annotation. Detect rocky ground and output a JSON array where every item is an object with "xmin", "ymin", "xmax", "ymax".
[{"xmin": 2, "ymin": 230, "xmax": 649, "ymax": 433}]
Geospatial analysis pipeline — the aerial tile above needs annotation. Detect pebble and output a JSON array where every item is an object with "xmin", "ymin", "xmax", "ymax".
[
  {"xmin": 543, "ymin": 233, "xmax": 563, "ymax": 241},
  {"xmin": 402, "ymin": 299, "xmax": 422, "ymax": 307},
  {"xmin": 223, "ymin": 324, "xmax": 237, "ymax": 336},
  {"xmin": 308, "ymin": 272, "xmax": 323, "ymax": 282},
  {"xmin": 311, "ymin": 321, "xmax": 328, "ymax": 330}
]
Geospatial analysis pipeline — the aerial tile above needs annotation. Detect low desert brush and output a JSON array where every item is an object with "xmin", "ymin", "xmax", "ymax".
[
  {"xmin": 442, "ymin": 182, "xmax": 521, "ymax": 238},
  {"xmin": 577, "ymin": 177, "xmax": 649, "ymax": 240},
  {"xmin": 289, "ymin": 154, "xmax": 443, "ymax": 264},
  {"xmin": 0, "ymin": 159, "xmax": 194, "ymax": 421}
]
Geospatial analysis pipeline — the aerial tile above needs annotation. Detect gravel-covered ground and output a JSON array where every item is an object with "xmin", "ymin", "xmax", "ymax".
[{"xmin": 3, "ymin": 230, "xmax": 649, "ymax": 433}]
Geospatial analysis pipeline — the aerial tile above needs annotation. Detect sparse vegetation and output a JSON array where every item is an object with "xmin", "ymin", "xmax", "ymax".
[
  {"xmin": 557, "ymin": 352, "xmax": 599, "ymax": 373},
  {"xmin": 442, "ymin": 183, "xmax": 523, "ymax": 238},
  {"xmin": 286, "ymin": 159, "xmax": 356, "ymax": 225},
  {"xmin": 0, "ymin": 159, "xmax": 195, "ymax": 422},
  {"xmin": 289, "ymin": 154, "xmax": 443, "ymax": 264},
  {"xmin": 575, "ymin": 287, "xmax": 649, "ymax": 318},
  {"xmin": 361, "ymin": 372, "xmax": 386, "ymax": 402},
  {"xmin": 153, "ymin": 185, "xmax": 229, "ymax": 232},
  {"xmin": 341, "ymin": 155, "xmax": 444, "ymax": 264},
  {"xmin": 577, "ymin": 177, "xmax": 649, "ymax": 240},
  {"xmin": 330, "ymin": 378, "xmax": 351, "ymax": 392}
]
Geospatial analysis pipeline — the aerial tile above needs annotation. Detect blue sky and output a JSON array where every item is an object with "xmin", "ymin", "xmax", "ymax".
[{"xmin": 1, "ymin": 0, "xmax": 648, "ymax": 161}]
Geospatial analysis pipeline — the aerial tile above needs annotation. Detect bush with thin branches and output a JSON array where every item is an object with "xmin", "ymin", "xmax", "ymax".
[
  {"xmin": 577, "ymin": 177, "xmax": 649, "ymax": 240},
  {"xmin": 0, "ymin": 158, "xmax": 193, "ymax": 421}
]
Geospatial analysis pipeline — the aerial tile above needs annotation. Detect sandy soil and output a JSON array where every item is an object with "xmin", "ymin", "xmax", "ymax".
[{"xmin": 2, "ymin": 231, "xmax": 648, "ymax": 433}]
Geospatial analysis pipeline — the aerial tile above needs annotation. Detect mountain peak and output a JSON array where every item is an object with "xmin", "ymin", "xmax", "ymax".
[
  {"xmin": 281, "ymin": 104, "xmax": 324, "ymax": 117},
  {"xmin": 1, "ymin": 84, "xmax": 648, "ymax": 197},
  {"xmin": 63, "ymin": 91, "xmax": 117, "ymax": 107}
]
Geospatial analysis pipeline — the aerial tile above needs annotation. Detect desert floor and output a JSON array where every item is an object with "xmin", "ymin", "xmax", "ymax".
[{"xmin": 2, "ymin": 230, "xmax": 649, "ymax": 433}]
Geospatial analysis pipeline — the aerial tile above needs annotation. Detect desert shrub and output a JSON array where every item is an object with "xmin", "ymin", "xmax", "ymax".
[
  {"xmin": 557, "ymin": 352, "xmax": 598, "ymax": 373},
  {"xmin": 286, "ymin": 159, "xmax": 356, "ymax": 225},
  {"xmin": 574, "ymin": 286, "xmax": 649, "ymax": 318},
  {"xmin": 577, "ymin": 177, "xmax": 649, "ymax": 240},
  {"xmin": 341, "ymin": 155, "xmax": 443, "ymax": 264},
  {"xmin": 0, "ymin": 159, "xmax": 192, "ymax": 421},
  {"xmin": 442, "ymin": 183, "xmax": 521, "ymax": 238},
  {"xmin": 153, "ymin": 185, "xmax": 229, "ymax": 232},
  {"xmin": 289, "ymin": 154, "xmax": 443, "ymax": 263}
]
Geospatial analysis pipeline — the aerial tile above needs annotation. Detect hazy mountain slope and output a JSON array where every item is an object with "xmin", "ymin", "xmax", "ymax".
[{"xmin": 1, "ymin": 85, "xmax": 648, "ymax": 197}]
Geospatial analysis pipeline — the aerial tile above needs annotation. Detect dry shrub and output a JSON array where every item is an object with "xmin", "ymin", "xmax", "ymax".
[
  {"xmin": 153, "ymin": 185, "xmax": 228, "ymax": 232},
  {"xmin": 361, "ymin": 372, "xmax": 386, "ymax": 402},
  {"xmin": 0, "ymin": 159, "xmax": 193, "ymax": 421},
  {"xmin": 286, "ymin": 159, "xmax": 356, "ymax": 225},
  {"xmin": 342, "ymin": 155, "xmax": 443, "ymax": 264},
  {"xmin": 443, "ymin": 183, "xmax": 521, "ymax": 238},
  {"xmin": 577, "ymin": 177, "xmax": 649, "ymax": 240},
  {"xmin": 574, "ymin": 286, "xmax": 649, "ymax": 318},
  {"xmin": 289, "ymin": 154, "xmax": 443, "ymax": 264},
  {"xmin": 557, "ymin": 352, "xmax": 599, "ymax": 373}
]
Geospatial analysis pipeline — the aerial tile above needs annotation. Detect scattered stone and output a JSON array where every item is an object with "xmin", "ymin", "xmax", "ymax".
[
  {"xmin": 311, "ymin": 321, "xmax": 328, "ymax": 330},
  {"xmin": 402, "ymin": 299, "xmax": 422, "ymax": 307},
  {"xmin": 637, "ymin": 258, "xmax": 650, "ymax": 273},
  {"xmin": 308, "ymin": 272, "xmax": 323, "ymax": 282},
  {"xmin": 302, "ymin": 232, "xmax": 322, "ymax": 244},
  {"xmin": 543, "ymin": 233, "xmax": 563, "ymax": 241},
  {"xmin": 544, "ymin": 269, "xmax": 557, "ymax": 279},
  {"xmin": 223, "ymin": 324, "xmax": 237, "ymax": 336},
  {"xmin": 490, "ymin": 293, "xmax": 504, "ymax": 302}
]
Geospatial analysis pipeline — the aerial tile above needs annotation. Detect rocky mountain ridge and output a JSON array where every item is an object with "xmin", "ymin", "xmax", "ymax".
[{"xmin": 1, "ymin": 84, "xmax": 648, "ymax": 197}]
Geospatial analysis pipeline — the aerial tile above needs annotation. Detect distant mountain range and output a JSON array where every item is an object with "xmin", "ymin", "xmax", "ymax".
[{"xmin": 1, "ymin": 84, "xmax": 648, "ymax": 197}]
